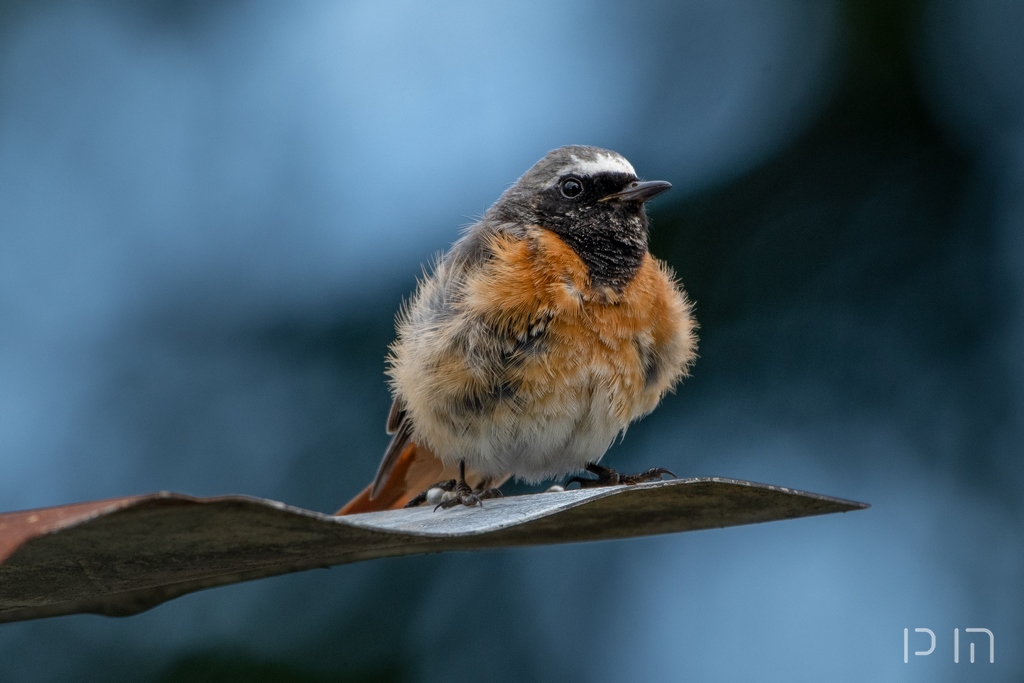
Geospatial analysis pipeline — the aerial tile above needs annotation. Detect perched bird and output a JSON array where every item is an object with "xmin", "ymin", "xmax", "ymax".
[{"xmin": 337, "ymin": 146, "xmax": 697, "ymax": 514}]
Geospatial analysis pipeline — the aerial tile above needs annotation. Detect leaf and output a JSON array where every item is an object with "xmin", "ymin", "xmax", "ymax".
[{"xmin": 0, "ymin": 478, "xmax": 866, "ymax": 623}]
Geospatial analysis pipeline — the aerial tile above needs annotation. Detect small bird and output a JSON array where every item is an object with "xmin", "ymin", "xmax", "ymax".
[{"xmin": 337, "ymin": 146, "xmax": 697, "ymax": 514}]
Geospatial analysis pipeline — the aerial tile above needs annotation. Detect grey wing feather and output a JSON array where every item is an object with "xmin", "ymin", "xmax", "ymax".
[
  {"xmin": 385, "ymin": 397, "xmax": 405, "ymax": 434},
  {"xmin": 371, "ymin": 400, "xmax": 414, "ymax": 498}
]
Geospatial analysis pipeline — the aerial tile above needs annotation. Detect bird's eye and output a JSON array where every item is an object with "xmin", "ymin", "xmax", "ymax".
[{"xmin": 560, "ymin": 177, "xmax": 584, "ymax": 199}]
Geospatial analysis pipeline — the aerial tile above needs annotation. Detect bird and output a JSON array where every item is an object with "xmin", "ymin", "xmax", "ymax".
[{"xmin": 337, "ymin": 145, "xmax": 697, "ymax": 515}]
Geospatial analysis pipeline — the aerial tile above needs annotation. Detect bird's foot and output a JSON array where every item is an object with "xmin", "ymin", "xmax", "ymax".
[
  {"xmin": 403, "ymin": 478, "xmax": 457, "ymax": 509},
  {"xmin": 566, "ymin": 463, "xmax": 675, "ymax": 489},
  {"xmin": 434, "ymin": 481, "xmax": 503, "ymax": 511},
  {"xmin": 403, "ymin": 461, "xmax": 503, "ymax": 511}
]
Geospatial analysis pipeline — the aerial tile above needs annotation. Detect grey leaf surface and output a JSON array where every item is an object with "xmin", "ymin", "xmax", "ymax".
[{"xmin": 0, "ymin": 478, "xmax": 867, "ymax": 624}]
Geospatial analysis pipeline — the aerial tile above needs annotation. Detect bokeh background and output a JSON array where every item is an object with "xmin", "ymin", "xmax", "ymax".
[{"xmin": 1, "ymin": 0, "xmax": 1021, "ymax": 680}]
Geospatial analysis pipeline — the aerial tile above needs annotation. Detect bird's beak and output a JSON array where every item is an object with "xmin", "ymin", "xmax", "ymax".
[{"xmin": 599, "ymin": 180, "xmax": 672, "ymax": 204}]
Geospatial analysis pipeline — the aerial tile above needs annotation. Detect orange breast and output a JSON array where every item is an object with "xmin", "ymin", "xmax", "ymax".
[{"xmin": 460, "ymin": 226, "xmax": 695, "ymax": 424}]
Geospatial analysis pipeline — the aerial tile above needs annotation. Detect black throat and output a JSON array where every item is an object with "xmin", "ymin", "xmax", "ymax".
[{"xmin": 551, "ymin": 211, "xmax": 648, "ymax": 293}]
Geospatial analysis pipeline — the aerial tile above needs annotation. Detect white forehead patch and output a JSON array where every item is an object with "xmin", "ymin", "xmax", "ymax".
[{"xmin": 561, "ymin": 152, "xmax": 636, "ymax": 178}]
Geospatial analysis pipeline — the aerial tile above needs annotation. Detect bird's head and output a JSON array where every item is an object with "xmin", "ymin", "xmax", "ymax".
[{"xmin": 489, "ymin": 145, "xmax": 671, "ymax": 291}]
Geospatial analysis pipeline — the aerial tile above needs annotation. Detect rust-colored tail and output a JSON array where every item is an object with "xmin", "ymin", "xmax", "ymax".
[{"xmin": 336, "ymin": 441, "xmax": 446, "ymax": 514}]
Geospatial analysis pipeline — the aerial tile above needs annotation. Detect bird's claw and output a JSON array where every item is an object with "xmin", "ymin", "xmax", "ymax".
[
  {"xmin": 566, "ymin": 464, "xmax": 676, "ymax": 489},
  {"xmin": 403, "ymin": 479, "xmax": 456, "ymax": 509},
  {"xmin": 433, "ymin": 486, "xmax": 502, "ymax": 511}
]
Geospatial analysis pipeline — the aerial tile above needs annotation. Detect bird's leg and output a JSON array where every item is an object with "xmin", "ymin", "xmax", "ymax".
[
  {"xmin": 402, "ymin": 461, "xmax": 503, "ymax": 510},
  {"xmin": 565, "ymin": 463, "xmax": 675, "ymax": 489}
]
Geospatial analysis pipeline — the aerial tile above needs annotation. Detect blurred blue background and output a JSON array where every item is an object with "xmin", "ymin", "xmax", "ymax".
[{"xmin": 0, "ymin": 0, "xmax": 1021, "ymax": 680}]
